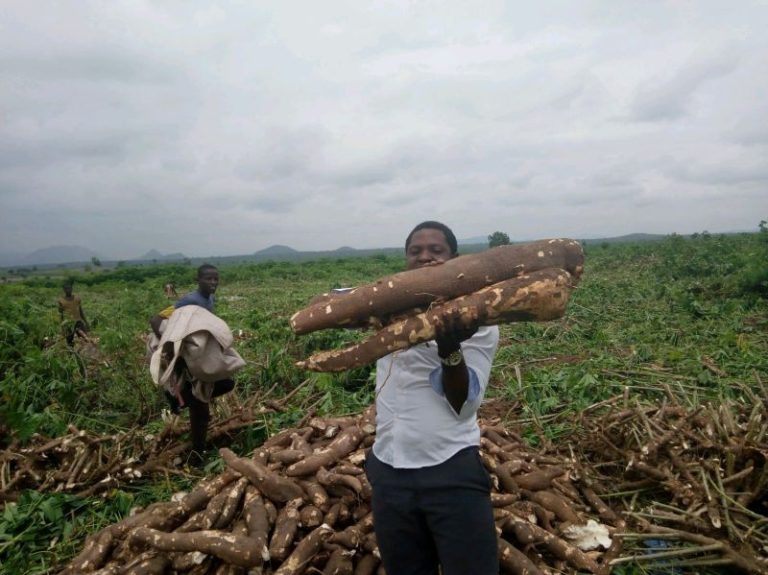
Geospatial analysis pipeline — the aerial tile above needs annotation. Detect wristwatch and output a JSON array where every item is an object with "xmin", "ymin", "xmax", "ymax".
[{"xmin": 440, "ymin": 348, "xmax": 464, "ymax": 367}]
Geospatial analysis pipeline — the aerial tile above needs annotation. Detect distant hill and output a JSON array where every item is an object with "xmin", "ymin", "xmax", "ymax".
[
  {"xmin": 136, "ymin": 249, "xmax": 187, "ymax": 262},
  {"xmin": 131, "ymin": 249, "xmax": 187, "ymax": 262},
  {"xmin": 581, "ymin": 233, "xmax": 666, "ymax": 244},
  {"xmin": 139, "ymin": 249, "xmax": 163, "ymax": 260},
  {"xmin": 22, "ymin": 245, "xmax": 102, "ymax": 265},
  {"xmin": 2, "ymin": 231, "xmax": 740, "ymax": 270},
  {"xmin": 255, "ymin": 245, "xmax": 298, "ymax": 256}
]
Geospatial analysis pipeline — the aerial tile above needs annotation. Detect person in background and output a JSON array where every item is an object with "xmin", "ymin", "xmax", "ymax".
[
  {"xmin": 149, "ymin": 264, "xmax": 235, "ymax": 465},
  {"xmin": 365, "ymin": 221, "xmax": 500, "ymax": 575},
  {"xmin": 151, "ymin": 264, "xmax": 220, "ymax": 336},
  {"xmin": 58, "ymin": 280, "xmax": 89, "ymax": 347},
  {"xmin": 163, "ymin": 282, "xmax": 178, "ymax": 299}
]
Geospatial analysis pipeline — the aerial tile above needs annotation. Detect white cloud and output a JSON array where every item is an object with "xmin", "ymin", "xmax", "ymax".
[{"xmin": 1, "ymin": 1, "xmax": 767, "ymax": 259}]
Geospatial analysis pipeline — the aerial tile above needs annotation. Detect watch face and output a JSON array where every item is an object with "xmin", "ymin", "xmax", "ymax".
[{"xmin": 442, "ymin": 350, "xmax": 463, "ymax": 366}]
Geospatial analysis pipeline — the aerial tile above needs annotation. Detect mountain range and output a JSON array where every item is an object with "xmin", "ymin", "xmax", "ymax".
[{"xmin": 1, "ymin": 233, "xmax": 673, "ymax": 268}]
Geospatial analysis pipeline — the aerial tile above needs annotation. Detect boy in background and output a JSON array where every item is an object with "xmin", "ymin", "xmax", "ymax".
[
  {"xmin": 151, "ymin": 264, "xmax": 219, "ymax": 335},
  {"xmin": 149, "ymin": 264, "xmax": 236, "ymax": 464},
  {"xmin": 58, "ymin": 280, "xmax": 89, "ymax": 346}
]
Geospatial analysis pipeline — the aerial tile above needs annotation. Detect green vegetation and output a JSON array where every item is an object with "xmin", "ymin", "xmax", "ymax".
[
  {"xmin": 1, "ymin": 228, "xmax": 766, "ymax": 574},
  {"xmin": 488, "ymin": 230, "xmax": 511, "ymax": 247}
]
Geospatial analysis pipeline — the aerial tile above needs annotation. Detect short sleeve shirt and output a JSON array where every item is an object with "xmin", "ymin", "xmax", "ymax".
[
  {"xmin": 372, "ymin": 326, "xmax": 499, "ymax": 468},
  {"xmin": 175, "ymin": 290, "xmax": 215, "ymax": 313}
]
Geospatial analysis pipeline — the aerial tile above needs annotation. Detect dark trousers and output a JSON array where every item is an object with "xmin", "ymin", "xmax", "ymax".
[
  {"xmin": 64, "ymin": 320, "xmax": 88, "ymax": 346},
  {"xmin": 180, "ymin": 379, "xmax": 235, "ymax": 453},
  {"xmin": 365, "ymin": 447, "xmax": 499, "ymax": 575}
]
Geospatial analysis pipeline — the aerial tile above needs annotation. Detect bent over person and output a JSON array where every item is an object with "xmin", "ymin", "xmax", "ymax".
[{"xmin": 365, "ymin": 221, "xmax": 500, "ymax": 575}]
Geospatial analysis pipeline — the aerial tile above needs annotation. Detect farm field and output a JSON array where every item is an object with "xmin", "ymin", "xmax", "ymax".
[{"xmin": 1, "ymin": 231, "xmax": 767, "ymax": 574}]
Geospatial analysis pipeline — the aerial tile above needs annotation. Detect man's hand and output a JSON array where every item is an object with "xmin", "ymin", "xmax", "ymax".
[{"xmin": 435, "ymin": 308, "xmax": 479, "ymax": 358}]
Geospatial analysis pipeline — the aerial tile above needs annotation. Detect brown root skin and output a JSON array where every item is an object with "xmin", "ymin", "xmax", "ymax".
[
  {"xmin": 290, "ymin": 238, "xmax": 583, "ymax": 335},
  {"xmin": 498, "ymin": 537, "xmax": 546, "ymax": 575},
  {"xmin": 124, "ymin": 553, "xmax": 172, "ymax": 574},
  {"xmin": 297, "ymin": 269, "xmax": 572, "ymax": 372},
  {"xmin": 180, "ymin": 470, "xmax": 240, "ymax": 514},
  {"xmin": 88, "ymin": 565, "xmax": 120, "ymax": 575},
  {"xmin": 525, "ymin": 489, "xmax": 580, "ymax": 524},
  {"xmin": 242, "ymin": 487, "xmax": 271, "ymax": 562},
  {"xmin": 109, "ymin": 501, "xmax": 188, "ymax": 538},
  {"xmin": 322, "ymin": 547, "xmax": 354, "ymax": 575},
  {"xmin": 274, "ymin": 524, "xmax": 334, "ymax": 575},
  {"xmin": 353, "ymin": 553, "xmax": 380, "ymax": 575},
  {"xmin": 129, "ymin": 527, "xmax": 265, "ymax": 568},
  {"xmin": 269, "ymin": 498, "xmax": 303, "ymax": 562},
  {"xmin": 503, "ymin": 515, "xmax": 600, "ymax": 573},
  {"xmin": 285, "ymin": 426, "xmax": 366, "ymax": 477},
  {"xmin": 243, "ymin": 487, "xmax": 271, "ymax": 531},
  {"xmin": 220, "ymin": 448, "xmax": 305, "ymax": 502},
  {"xmin": 60, "ymin": 529, "xmax": 114, "ymax": 573},
  {"xmin": 513, "ymin": 466, "xmax": 566, "ymax": 491},
  {"xmin": 299, "ymin": 480, "xmax": 331, "ymax": 510},
  {"xmin": 316, "ymin": 467, "xmax": 364, "ymax": 495},
  {"xmin": 300, "ymin": 504, "xmax": 325, "ymax": 528},
  {"xmin": 212, "ymin": 477, "xmax": 249, "ymax": 529}
]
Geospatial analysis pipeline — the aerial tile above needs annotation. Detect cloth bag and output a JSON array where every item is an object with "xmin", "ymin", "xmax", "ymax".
[{"xmin": 149, "ymin": 306, "xmax": 246, "ymax": 403}]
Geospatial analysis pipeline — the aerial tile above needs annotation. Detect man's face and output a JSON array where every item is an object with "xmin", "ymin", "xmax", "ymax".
[
  {"xmin": 406, "ymin": 228, "xmax": 455, "ymax": 270},
  {"xmin": 197, "ymin": 270, "xmax": 219, "ymax": 297}
]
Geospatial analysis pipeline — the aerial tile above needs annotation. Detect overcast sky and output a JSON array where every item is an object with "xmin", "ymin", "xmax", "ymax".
[{"xmin": 1, "ymin": 1, "xmax": 767, "ymax": 259}]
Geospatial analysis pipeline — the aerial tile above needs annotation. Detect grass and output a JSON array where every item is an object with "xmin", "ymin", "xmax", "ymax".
[{"xmin": 0, "ymin": 229, "xmax": 767, "ymax": 574}]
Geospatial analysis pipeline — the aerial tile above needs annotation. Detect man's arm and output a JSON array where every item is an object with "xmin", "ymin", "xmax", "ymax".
[
  {"xmin": 435, "ymin": 311, "xmax": 480, "ymax": 414},
  {"xmin": 149, "ymin": 315, "xmax": 166, "ymax": 338},
  {"xmin": 150, "ymin": 305, "xmax": 176, "ymax": 337}
]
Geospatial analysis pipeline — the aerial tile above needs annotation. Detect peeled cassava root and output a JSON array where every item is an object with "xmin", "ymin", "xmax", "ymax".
[
  {"xmin": 290, "ymin": 238, "xmax": 584, "ymax": 335},
  {"xmin": 297, "ymin": 269, "xmax": 573, "ymax": 372},
  {"xmin": 58, "ymin": 408, "xmax": 624, "ymax": 575},
  {"xmin": 291, "ymin": 239, "xmax": 583, "ymax": 372}
]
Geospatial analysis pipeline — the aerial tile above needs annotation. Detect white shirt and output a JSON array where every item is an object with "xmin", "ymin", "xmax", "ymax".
[{"xmin": 372, "ymin": 326, "xmax": 499, "ymax": 469}]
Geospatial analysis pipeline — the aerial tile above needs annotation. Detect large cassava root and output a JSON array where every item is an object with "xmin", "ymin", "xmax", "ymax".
[
  {"xmin": 297, "ymin": 269, "xmax": 573, "ymax": 371},
  {"xmin": 290, "ymin": 238, "xmax": 584, "ymax": 335}
]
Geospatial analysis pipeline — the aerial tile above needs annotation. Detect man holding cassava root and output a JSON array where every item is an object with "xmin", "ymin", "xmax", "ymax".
[{"xmin": 365, "ymin": 221, "xmax": 500, "ymax": 575}]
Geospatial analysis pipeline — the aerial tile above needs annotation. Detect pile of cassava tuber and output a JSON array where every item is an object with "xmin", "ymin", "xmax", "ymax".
[
  {"xmin": 58, "ymin": 406, "xmax": 623, "ymax": 575},
  {"xmin": 291, "ymin": 239, "xmax": 584, "ymax": 372}
]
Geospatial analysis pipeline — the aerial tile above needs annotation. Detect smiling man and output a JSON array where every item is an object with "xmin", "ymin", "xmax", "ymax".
[{"xmin": 365, "ymin": 221, "xmax": 500, "ymax": 575}]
